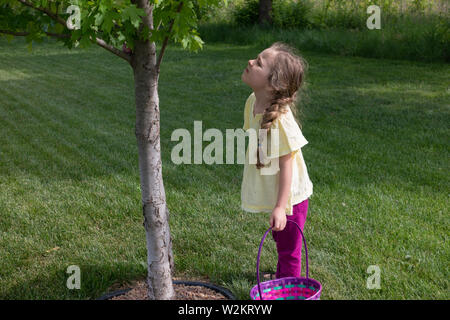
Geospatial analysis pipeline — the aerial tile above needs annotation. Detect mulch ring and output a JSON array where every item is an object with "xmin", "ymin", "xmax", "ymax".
[{"xmin": 103, "ymin": 276, "xmax": 232, "ymax": 300}]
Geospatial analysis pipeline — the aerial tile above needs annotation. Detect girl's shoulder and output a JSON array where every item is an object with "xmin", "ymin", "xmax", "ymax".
[
  {"xmin": 272, "ymin": 107, "xmax": 308, "ymax": 144},
  {"xmin": 243, "ymin": 92, "xmax": 251, "ymax": 111},
  {"xmin": 247, "ymin": 92, "xmax": 256, "ymax": 104},
  {"xmin": 272, "ymin": 107, "xmax": 298, "ymax": 129},
  {"xmin": 244, "ymin": 92, "xmax": 255, "ymax": 110}
]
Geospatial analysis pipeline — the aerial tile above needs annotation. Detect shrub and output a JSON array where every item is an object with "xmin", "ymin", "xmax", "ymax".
[
  {"xmin": 231, "ymin": 0, "xmax": 260, "ymax": 26},
  {"xmin": 272, "ymin": 0, "xmax": 314, "ymax": 29},
  {"xmin": 232, "ymin": 0, "xmax": 315, "ymax": 29}
]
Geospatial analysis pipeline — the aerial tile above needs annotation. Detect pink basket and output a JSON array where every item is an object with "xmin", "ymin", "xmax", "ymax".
[{"xmin": 250, "ymin": 220, "xmax": 322, "ymax": 300}]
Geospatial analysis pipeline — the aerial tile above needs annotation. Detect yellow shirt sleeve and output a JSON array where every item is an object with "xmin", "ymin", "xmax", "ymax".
[{"xmin": 266, "ymin": 110, "xmax": 308, "ymax": 159}]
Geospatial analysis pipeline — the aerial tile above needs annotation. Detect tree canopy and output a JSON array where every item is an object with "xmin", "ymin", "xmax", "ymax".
[{"xmin": 0, "ymin": 1, "xmax": 226, "ymax": 57}]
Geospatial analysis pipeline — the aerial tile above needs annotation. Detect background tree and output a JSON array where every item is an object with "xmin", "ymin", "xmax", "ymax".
[
  {"xmin": 258, "ymin": 0, "xmax": 272, "ymax": 26},
  {"xmin": 0, "ymin": 0, "xmax": 227, "ymax": 300}
]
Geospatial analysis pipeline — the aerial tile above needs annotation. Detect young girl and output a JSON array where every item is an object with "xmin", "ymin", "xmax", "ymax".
[{"xmin": 240, "ymin": 42, "xmax": 313, "ymax": 280}]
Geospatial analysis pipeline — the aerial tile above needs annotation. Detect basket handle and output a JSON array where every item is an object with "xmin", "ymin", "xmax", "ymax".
[{"xmin": 256, "ymin": 220, "xmax": 309, "ymax": 300}]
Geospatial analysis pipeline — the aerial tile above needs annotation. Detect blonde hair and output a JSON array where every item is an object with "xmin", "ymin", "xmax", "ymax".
[{"xmin": 256, "ymin": 41, "xmax": 309, "ymax": 169}]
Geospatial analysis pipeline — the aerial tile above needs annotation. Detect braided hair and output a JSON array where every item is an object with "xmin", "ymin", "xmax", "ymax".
[{"xmin": 256, "ymin": 42, "xmax": 308, "ymax": 169}]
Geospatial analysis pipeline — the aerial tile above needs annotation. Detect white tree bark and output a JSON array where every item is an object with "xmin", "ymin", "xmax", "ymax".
[{"xmin": 131, "ymin": 0, "xmax": 175, "ymax": 300}]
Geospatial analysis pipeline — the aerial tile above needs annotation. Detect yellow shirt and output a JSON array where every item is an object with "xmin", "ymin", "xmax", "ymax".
[{"xmin": 241, "ymin": 92, "xmax": 313, "ymax": 216}]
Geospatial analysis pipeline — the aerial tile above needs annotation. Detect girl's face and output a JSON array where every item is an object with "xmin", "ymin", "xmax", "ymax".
[{"xmin": 242, "ymin": 48, "xmax": 277, "ymax": 92}]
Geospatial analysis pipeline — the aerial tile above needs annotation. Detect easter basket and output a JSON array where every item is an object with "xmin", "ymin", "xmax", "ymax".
[{"xmin": 250, "ymin": 220, "xmax": 322, "ymax": 300}]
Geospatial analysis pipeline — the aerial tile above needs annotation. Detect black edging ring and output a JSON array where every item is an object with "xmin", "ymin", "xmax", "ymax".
[{"xmin": 97, "ymin": 280, "xmax": 236, "ymax": 300}]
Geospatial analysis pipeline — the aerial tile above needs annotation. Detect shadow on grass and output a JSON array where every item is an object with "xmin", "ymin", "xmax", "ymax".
[{"xmin": 1, "ymin": 263, "xmax": 145, "ymax": 300}]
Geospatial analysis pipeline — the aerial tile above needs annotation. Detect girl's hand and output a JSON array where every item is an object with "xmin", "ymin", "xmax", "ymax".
[{"xmin": 270, "ymin": 206, "xmax": 287, "ymax": 231}]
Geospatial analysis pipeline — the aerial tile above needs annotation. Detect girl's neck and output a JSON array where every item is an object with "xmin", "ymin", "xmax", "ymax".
[{"xmin": 253, "ymin": 90, "xmax": 272, "ymax": 114}]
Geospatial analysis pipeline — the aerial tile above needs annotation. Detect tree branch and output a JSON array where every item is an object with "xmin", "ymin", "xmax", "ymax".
[
  {"xmin": 0, "ymin": 29, "xmax": 131, "ymax": 63},
  {"xmin": 0, "ymin": 29, "xmax": 69, "ymax": 38},
  {"xmin": 10, "ymin": 2, "xmax": 132, "ymax": 64},
  {"xmin": 155, "ymin": 1, "xmax": 184, "ymax": 74},
  {"xmin": 17, "ymin": 0, "xmax": 67, "ymax": 26},
  {"xmin": 95, "ymin": 37, "xmax": 131, "ymax": 63}
]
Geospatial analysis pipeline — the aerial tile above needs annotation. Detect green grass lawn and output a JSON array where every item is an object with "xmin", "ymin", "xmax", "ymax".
[{"xmin": 0, "ymin": 37, "xmax": 448, "ymax": 300}]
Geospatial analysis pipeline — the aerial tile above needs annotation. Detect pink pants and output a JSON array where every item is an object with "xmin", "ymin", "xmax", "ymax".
[{"xmin": 271, "ymin": 198, "xmax": 309, "ymax": 279}]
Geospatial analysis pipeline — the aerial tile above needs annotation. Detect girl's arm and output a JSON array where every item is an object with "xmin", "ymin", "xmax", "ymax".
[
  {"xmin": 276, "ymin": 152, "xmax": 293, "ymax": 208},
  {"xmin": 270, "ymin": 152, "xmax": 293, "ymax": 231}
]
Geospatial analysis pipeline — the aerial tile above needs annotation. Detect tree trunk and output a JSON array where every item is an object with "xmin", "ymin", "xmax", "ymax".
[
  {"xmin": 258, "ymin": 0, "xmax": 273, "ymax": 26},
  {"xmin": 131, "ymin": 1, "xmax": 175, "ymax": 300}
]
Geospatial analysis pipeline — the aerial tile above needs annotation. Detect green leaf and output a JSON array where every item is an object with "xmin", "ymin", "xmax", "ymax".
[
  {"xmin": 121, "ymin": 5, "xmax": 146, "ymax": 29},
  {"xmin": 71, "ymin": 29, "xmax": 82, "ymax": 42},
  {"xmin": 193, "ymin": 34, "xmax": 204, "ymax": 47},
  {"xmin": 181, "ymin": 37, "xmax": 188, "ymax": 49},
  {"xmin": 54, "ymin": 23, "xmax": 64, "ymax": 34},
  {"xmin": 94, "ymin": 12, "xmax": 104, "ymax": 26},
  {"xmin": 79, "ymin": 34, "xmax": 92, "ymax": 48},
  {"xmin": 102, "ymin": 11, "xmax": 117, "ymax": 33},
  {"xmin": 50, "ymin": 2, "xmax": 57, "ymax": 13}
]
